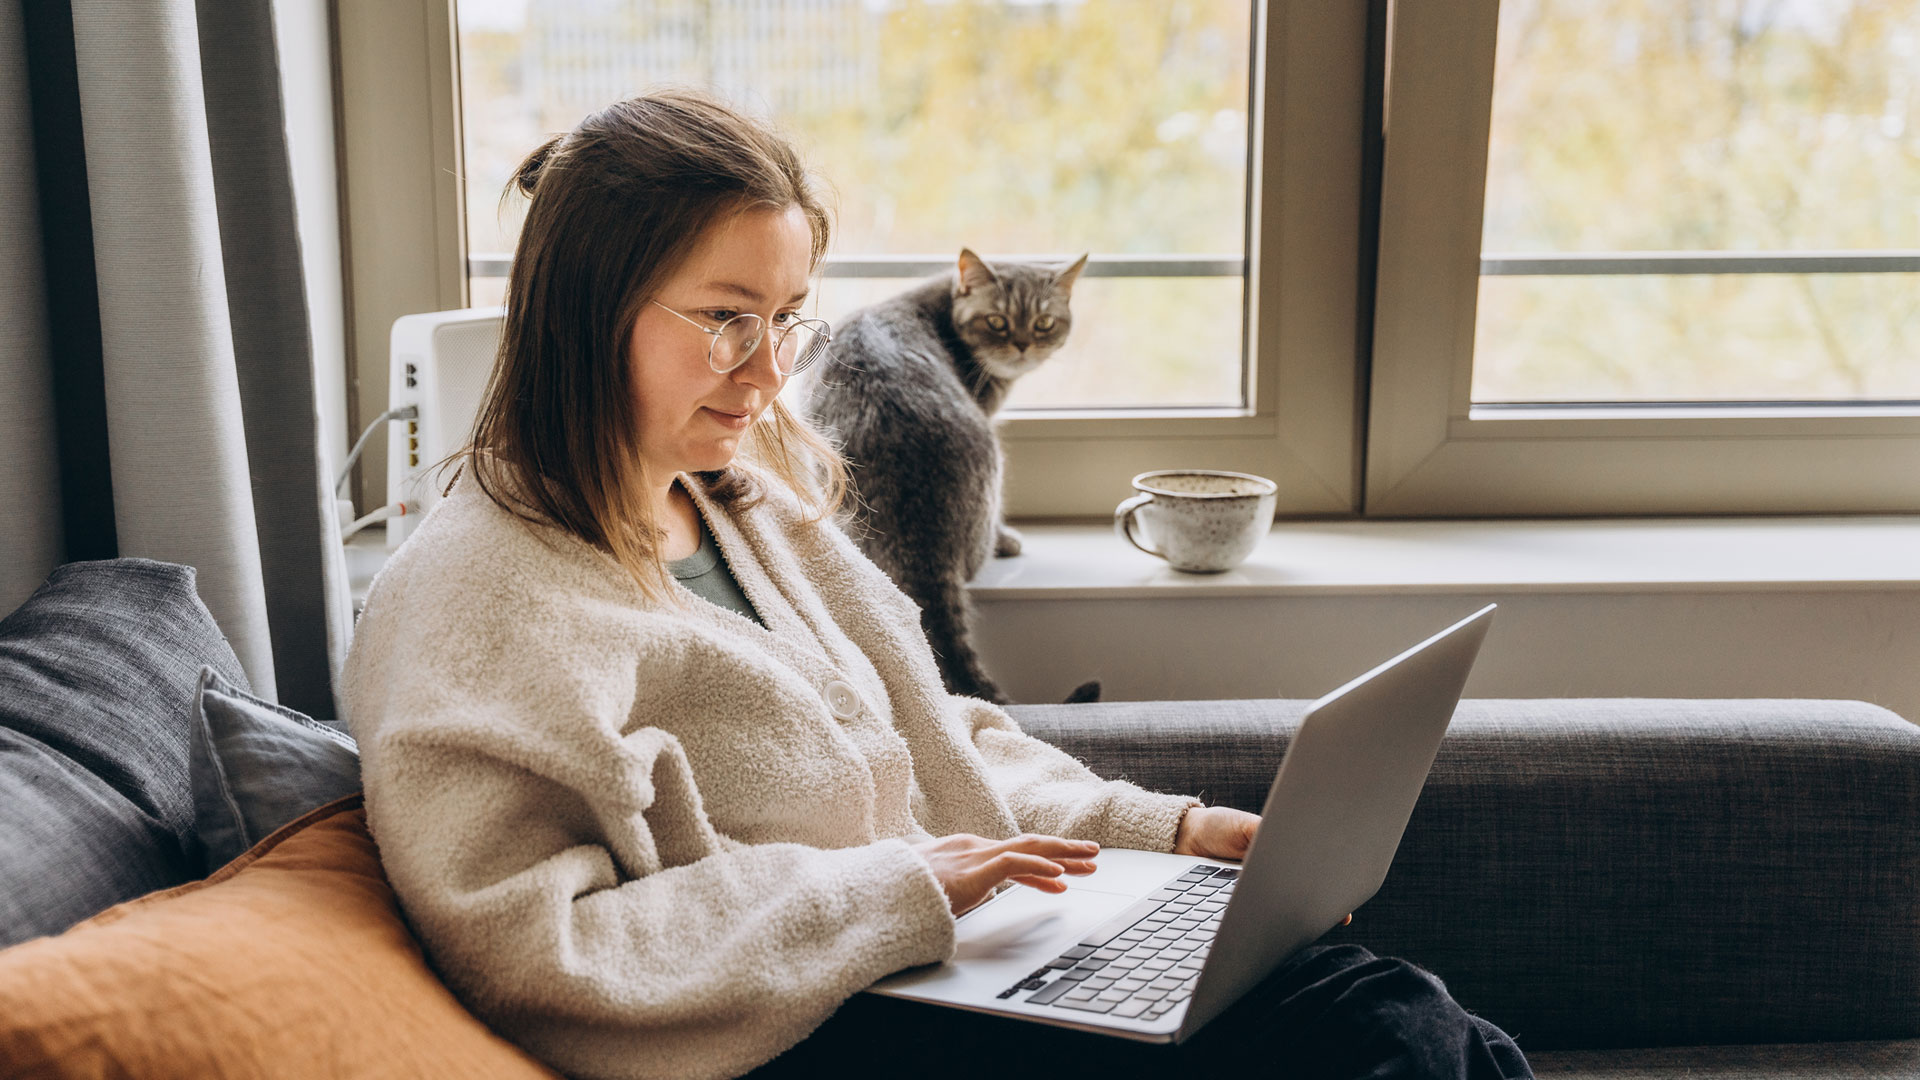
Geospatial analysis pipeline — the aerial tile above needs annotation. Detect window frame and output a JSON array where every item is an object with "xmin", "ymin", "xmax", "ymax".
[
  {"xmin": 998, "ymin": 0, "xmax": 1371, "ymax": 519},
  {"xmin": 334, "ymin": 0, "xmax": 1372, "ymax": 519},
  {"xmin": 335, "ymin": 0, "xmax": 468, "ymax": 512},
  {"xmin": 1365, "ymin": 0, "xmax": 1920, "ymax": 516}
]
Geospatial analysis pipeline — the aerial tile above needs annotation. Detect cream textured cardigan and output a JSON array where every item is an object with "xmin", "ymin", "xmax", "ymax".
[{"xmin": 342, "ymin": 470, "xmax": 1200, "ymax": 1080}]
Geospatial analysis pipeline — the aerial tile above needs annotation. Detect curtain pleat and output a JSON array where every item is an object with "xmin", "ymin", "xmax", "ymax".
[
  {"xmin": 195, "ymin": 0, "xmax": 342, "ymax": 721},
  {"xmin": 0, "ymin": 0, "xmax": 62, "ymax": 613},
  {"xmin": 3, "ymin": 0, "xmax": 346, "ymax": 717},
  {"xmin": 17, "ymin": 0, "xmax": 117, "ymax": 577},
  {"xmin": 67, "ymin": 0, "xmax": 281, "ymax": 700}
]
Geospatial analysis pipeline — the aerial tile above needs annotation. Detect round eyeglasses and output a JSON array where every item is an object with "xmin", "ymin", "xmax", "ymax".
[{"xmin": 651, "ymin": 301, "xmax": 833, "ymax": 376}]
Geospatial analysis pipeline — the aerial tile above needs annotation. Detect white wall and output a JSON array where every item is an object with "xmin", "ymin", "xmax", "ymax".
[
  {"xmin": 272, "ymin": 0, "xmax": 349, "ymax": 479},
  {"xmin": 974, "ymin": 590, "xmax": 1920, "ymax": 722}
]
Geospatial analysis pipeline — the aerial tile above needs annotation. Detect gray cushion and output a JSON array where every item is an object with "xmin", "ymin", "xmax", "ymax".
[
  {"xmin": 190, "ymin": 666, "xmax": 360, "ymax": 873},
  {"xmin": 0, "ymin": 559, "xmax": 250, "ymax": 946},
  {"xmin": 1010, "ymin": 698, "xmax": 1920, "ymax": 1050},
  {"xmin": 0, "ymin": 729, "xmax": 187, "ymax": 945}
]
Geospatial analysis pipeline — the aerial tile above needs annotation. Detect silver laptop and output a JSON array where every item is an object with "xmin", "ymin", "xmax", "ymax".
[{"xmin": 866, "ymin": 603, "xmax": 1495, "ymax": 1043}]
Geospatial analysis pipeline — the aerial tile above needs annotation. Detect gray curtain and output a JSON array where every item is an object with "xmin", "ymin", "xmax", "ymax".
[{"xmin": 0, "ymin": 0, "xmax": 348, "ymax": 722}]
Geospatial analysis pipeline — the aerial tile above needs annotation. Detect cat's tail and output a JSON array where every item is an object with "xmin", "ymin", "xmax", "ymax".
[
  {"xmin": 913, "ymin": 568, "xmax": 1014, "ymax": 706},
  {"xmin": 915, "ymin": 582, "xmax": 1103, "ymax": 704},
  {"xmin": 900, "ymin": 563, "xmax": 1102, "ymax": 705}
]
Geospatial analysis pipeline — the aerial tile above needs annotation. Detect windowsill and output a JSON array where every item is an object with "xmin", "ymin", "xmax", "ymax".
[
  {"xmin": 350, "ymin": 515, "xmax": 1920, "ymax": 613},
  {"xmin": 344, "ymin": 530, "xmax": 390, "ymax": 615},
  {"xmin": 972, "ymin": 516, "xmax": 1920, "ymax": 600}
]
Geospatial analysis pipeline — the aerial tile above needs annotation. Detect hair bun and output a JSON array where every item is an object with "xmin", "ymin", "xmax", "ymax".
[{"xmin": 513, "ymin": 134, "xmax": 566, "ymax": 198}]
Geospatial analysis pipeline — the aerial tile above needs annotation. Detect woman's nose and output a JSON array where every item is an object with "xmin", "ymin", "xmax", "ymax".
[{"xmin": 732, "ymin": 327, "xmax": 785, "ymax": 389}]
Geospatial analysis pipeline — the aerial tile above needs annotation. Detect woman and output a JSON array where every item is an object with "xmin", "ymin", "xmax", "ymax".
[{"xmin": 343, "ymin": 89, "xmax": 1531, "ymax": 1080}]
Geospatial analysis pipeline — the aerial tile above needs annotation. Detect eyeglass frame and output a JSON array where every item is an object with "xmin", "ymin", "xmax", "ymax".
[{"xmin": 649, "ymin": 300, "xmax": 833, "ymax": 376}]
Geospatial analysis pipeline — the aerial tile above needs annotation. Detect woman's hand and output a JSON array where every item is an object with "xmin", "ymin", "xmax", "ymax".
[
  {"xmin": 1169, "ymin": 808, "xmax": 1351, "ymax": 925},
  {"xmin": 1172, "ymin": 805, "xmax": 1260, "ymax": 862},
  {"xmin": 911, "ymin": 833, "xmax": 1100, "ymax": 916}
]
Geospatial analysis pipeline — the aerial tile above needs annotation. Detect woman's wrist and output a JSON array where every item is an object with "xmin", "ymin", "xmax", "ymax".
[
  {"xmin": 1173, "ymin": 805, "xmax": 1196, "ymax": 854},
  {"xmin": 1172, "ymin": 804, "xmax": 1261, "ymax": 861}
]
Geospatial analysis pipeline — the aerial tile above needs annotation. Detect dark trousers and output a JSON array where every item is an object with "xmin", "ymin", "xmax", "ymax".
[{"xmin": 752, "ymin": 944, "xmax": 1534, "ymax": 1080}]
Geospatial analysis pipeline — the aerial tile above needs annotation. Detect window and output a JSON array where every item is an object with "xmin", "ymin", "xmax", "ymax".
[
  {"xmin": 1367, "ymin": 0, "xmax": 1920, "ymax": 514},
  {"xmin": 343, "ymin": 2, "xmax": 1920, "ymax": 519},
  {"xmin": 1476, "ymin": 0, "xmax": 1920, "ymax": 405},
  {"xmin": 339, "ymin": 0, "xmax": 1369, "ymax": 518}
]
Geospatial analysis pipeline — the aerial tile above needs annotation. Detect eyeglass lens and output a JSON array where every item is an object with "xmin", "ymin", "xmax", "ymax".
[{"xmin": 712, "ymin": 316, "xmax": 826, "ymax": 375}]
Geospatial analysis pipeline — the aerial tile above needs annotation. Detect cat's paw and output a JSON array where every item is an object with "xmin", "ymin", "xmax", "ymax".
[{"xmin": 994, "ymin": 526, "xmax": 1024, "ymax": 557}]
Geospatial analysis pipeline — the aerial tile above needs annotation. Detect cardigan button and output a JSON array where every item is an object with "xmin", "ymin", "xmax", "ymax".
[{"xmin": 823, "ymin": 680, "xmax": 863, "ymax": 721}]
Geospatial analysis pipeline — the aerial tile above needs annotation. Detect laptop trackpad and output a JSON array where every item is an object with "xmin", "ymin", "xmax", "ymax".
[
  {"xmin": 953, "ymin": 884, "xmax": 1133, "ymax": 962},
  {"xmin": 872, "ymin": 884, "xmax": 1135, "ymax": 1001}
]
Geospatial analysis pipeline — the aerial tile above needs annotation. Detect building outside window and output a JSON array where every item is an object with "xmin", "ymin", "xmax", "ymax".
[{"xmin": 457, "ymin": 0, "xmax": 1256, "ymax": 412}]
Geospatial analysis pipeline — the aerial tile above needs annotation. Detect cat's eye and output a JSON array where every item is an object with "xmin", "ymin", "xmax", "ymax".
[
  {"xmin": 985, "ymin": 315, "xmax": 1009, "ymax": 333},
  {"xmin": 1035, "ymin": 315, "xmax": 1056, "ymax": 332}
]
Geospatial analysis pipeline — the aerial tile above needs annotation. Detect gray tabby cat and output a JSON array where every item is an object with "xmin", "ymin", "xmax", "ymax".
[{"xmin": 801, "ymin": 248, "xmax": 1091, "ymax": 705}]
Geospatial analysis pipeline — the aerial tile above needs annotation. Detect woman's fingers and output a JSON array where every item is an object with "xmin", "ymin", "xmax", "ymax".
[
  {"xmin": 1008, "ymin": 874, "xmax": 1071, "ymax": 892},
  {"xmin": 998, "ymin": 833, "xmax": 1100, "ymax": 859},
  {"xmin": 983, "ymin": 850, "xmax": 1066, "ymax": 884},
  {"xmin": 985, "ymin": 837, "xmax": 1100, "ymax": 887},
  {"xmin": 911, "ymin": 832, "xmax": 1103, "ymax": 914}
]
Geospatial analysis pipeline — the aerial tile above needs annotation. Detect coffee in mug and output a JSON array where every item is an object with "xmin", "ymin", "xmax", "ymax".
[{"xmin": 1114, "ymin": 470, "xmax": 1278, "ymax": 573}]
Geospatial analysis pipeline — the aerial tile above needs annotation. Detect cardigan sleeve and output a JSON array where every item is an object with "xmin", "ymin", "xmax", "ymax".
[
  {"xmin": 347, "ymin": 576, "xmax": 955, "ymax": 1080},
  {"xmin": 956, "ymin": 697, "xmax": 1201, "ymax": 853}
]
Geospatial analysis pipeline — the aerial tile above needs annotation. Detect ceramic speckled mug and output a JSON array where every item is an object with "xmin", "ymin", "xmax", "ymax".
[{"xmin": 1114, "ymin": 470, "xmax": 1278, "ymax": 573}]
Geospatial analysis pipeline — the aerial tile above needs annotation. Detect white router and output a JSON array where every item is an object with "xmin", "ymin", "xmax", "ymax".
[{"xmin": 385, "ymin": 307, "xmax": 505, "ymax": 549}]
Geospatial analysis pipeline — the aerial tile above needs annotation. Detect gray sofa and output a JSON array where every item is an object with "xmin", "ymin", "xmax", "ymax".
[
  {"xmin": 1014, "ymin": 699, "xmax": 1920, "ymax": 1078},
  {"xmin": 4, "ymin": 559, "xmax": 1918, "ymax": 1077}
]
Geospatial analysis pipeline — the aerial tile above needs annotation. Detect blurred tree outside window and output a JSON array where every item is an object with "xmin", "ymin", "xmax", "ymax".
[
  {"xmin": 1476, "ymin": 0, "xmax": 1920, "ymax": 404},
  {"xmin": 456, "ymin": 0, "xmax": 1255, "ymax": 410}
]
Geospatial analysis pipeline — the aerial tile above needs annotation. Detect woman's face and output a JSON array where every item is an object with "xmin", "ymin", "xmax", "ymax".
[{"xmin": 627, "ymin": 204, "xmax": 814, "ymax": 478}]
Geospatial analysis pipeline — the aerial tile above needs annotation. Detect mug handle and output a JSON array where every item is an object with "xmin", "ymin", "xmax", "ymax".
[{"xmin": 1114, "ymin": 493, "xmax": 1162, "ymax": 558}]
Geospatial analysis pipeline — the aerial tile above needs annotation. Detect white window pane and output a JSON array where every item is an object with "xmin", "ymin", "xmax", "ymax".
[
  {"xmin": 456, "ymin": 0, "xmax": 1254, "ymax": 410},
  {"xmin": 1473, "ymin": 0, "xmax": 1920, "ymax": 404}
]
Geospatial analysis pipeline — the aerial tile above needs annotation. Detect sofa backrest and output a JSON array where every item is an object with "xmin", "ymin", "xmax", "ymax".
[{"xmin": 1012, "ymin": 696, "xmax": 1920, "ymax": 1050}]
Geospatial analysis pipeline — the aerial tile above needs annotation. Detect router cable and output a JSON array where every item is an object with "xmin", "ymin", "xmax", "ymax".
[
  {"xmin": 341, "ymin": 501, "xmax": 413, "ymax": 542},
  {"xmin": 335, "ymin": 404, "xmax": 420, "ymax": 497}
]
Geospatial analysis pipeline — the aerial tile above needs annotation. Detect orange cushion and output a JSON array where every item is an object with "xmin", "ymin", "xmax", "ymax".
[{"xmin": 0, "ymin": 794, "xmax": 561, "ymax": 1079}]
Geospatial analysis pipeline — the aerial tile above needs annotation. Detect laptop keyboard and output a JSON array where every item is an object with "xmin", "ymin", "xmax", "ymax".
[{"xmin": 994, "ymin": 863, "xmax": 1236, "ymax": 1021}]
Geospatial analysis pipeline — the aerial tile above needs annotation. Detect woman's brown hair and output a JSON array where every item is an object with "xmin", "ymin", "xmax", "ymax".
[{"xmin": 464, "ymin": 88, "xmax": 848, "ymax": 601}]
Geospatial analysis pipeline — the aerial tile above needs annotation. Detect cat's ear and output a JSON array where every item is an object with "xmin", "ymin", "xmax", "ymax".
[
  {"xmin": 1056, "ymin": 253, "xmax": 1090, "ymax": 293},
  {"xmin": 956, "ymin": 248, "xmax": 997, "ymax": 296}
]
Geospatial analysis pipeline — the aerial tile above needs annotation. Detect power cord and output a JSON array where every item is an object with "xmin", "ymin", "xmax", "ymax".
[
  {"xmin": 334, "ymin": 404, "xmax": 420, "ymax": 544},
  {"xmin": 341, "ymin": 501, "xmax": 411, "ymax": 541}
]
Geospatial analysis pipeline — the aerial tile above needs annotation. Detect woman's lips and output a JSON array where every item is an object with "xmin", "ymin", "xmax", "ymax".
[{"xmin": 704, "ymin": 406, "xmax": 753, "ymax": 429}]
